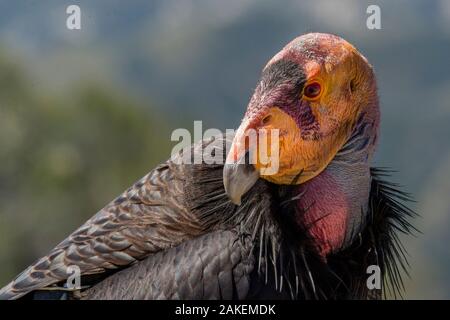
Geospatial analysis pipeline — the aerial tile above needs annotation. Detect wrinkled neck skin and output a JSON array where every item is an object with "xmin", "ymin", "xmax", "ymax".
[{"xmin": 294, "ymin": 103, "xmax": 380, "ymax": 259}]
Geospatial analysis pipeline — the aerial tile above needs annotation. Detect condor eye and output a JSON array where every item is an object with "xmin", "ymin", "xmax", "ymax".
[{"xmin": 303, "ymin": 82, "xmax": 322, "ymax": 99}]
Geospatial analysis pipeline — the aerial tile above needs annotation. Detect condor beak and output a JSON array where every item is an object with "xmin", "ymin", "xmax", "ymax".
[
  {"xmin": 223, "ymin": 106, "xmax": 289, "ymax": 204},
  {"xmin": 223, "ymin": 119, "xmax": 260, "ymax": 205},
  {"xmin": 223, "ymin": 107, "xmax": 282, "ymax": 205},
  {"xmin": 223, "ymin": 151, "xmax": 259, "ymax": 205},
  {"xmin": 224, "ymin": 104, "xmax": 348, "ymax": 204}
]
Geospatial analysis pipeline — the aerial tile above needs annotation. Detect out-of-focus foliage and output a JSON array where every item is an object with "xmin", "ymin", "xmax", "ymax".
[
  {"xmin": 0, "ymin": 0, "xmax": 450, "ymax": 299},
  {"xmin": 0, "ymin": 52, "xmax": 172, "ymax": 284}
]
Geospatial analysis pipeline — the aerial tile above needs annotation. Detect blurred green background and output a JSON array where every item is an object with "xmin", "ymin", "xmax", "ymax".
[{"xmin": 0, "ymin": 0, "xmax": 449, "ymax": 299}]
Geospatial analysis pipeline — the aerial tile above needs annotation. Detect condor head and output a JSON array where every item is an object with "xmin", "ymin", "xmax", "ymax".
[{"xmin": 224, "ymin": 33, "xmax": 379, "ymax": 205}]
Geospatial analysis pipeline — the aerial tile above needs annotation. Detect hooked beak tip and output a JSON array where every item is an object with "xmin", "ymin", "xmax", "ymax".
[{"xmin": 223, "ymin": 161, "xmax": 259, "ymax": 206}]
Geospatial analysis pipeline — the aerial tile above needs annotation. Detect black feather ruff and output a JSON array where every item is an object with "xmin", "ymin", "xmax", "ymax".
[{"xmin": 186, "ymin": 136, "xmax": 418, "ymax": 300}]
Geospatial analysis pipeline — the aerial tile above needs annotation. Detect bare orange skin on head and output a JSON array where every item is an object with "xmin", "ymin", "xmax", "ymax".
[
  {"xmin": 223, "ymin": 33, "xmax": 381, "ymax": 260},
  {"xmin": 225, "ymin": 33, "xmax": 380, "ymax": 258},
  {"xmin": 229, "ymin": 34, "xmax": 376, "ymax": 185},
  {"xmin": 254, "ymin": 107, "xmax": 351, "ymax": 185}
]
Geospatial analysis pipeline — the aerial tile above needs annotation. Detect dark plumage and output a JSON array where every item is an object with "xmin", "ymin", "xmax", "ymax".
[
  {"xmin": 0, "ymin": 135, "xmax": 416, "ymax": 300},
  {"xmin": 0, "ymin": 33, "xmax": 417, "ymax": 300},
  {"xmin": 82, "ymin": 137, "xmax": 417, "ymax": 300}
]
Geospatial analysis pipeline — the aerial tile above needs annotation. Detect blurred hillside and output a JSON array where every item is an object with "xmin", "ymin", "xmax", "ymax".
[
  {"xmin": 0, "ymin": 0, "xmax": 449, "ymax": 298},
  {"xmin": 0, "ymin": 51, "xmax": 172, "ymax": 283}
]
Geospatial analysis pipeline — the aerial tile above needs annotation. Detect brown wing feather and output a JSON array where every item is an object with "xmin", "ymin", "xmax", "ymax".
[{"xmin": 0, "ymin": 157, "xmax": 207, "ymax": 300}]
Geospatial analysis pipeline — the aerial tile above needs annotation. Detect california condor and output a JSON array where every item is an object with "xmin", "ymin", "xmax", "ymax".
[{"xmin": 0, "ymin": 33, "xmax": 417, "ymax": 300}]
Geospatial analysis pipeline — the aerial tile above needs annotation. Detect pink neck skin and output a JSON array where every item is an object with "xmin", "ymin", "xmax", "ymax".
[
  {"xmin": 293, "ymin": 105, "xmax": 380, "ymax": 259},
  {"xmin": 294, "ymin": 171, "xmax": 349, "ymax": 258}
]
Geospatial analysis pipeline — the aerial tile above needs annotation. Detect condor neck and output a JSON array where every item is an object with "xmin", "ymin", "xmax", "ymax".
[{"xmin": 293, "ymin": 109, "xmax": 380, "ymax": 258}]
